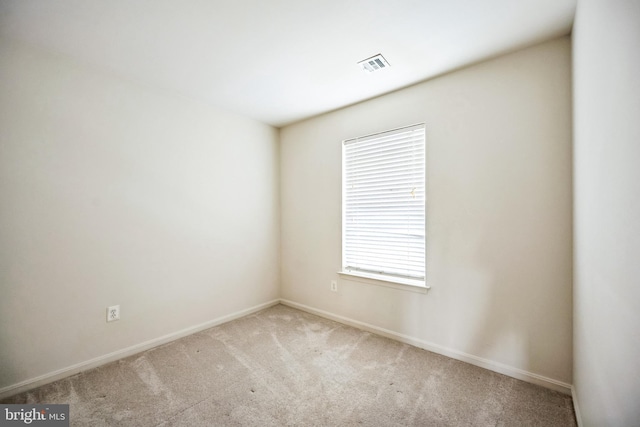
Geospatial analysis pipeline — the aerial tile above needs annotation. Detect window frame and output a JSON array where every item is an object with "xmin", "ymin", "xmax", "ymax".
[{"xmin": 340, "ymin": 123, "xmax": 428, "ymax": 290}]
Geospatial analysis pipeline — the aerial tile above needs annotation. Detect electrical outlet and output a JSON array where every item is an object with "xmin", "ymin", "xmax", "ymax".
[
  {"xmin": 107, "ymin": 305, "xmax": 120, "ymax": 322},
  {"xmin": 330, "ymin": 280, "xmax": 338, "ymax": 292}
]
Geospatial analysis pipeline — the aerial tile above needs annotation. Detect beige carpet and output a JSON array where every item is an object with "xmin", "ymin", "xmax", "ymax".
[{"xmin": 2, "ymin": 304, "xmax": 576, "ymax": 426}]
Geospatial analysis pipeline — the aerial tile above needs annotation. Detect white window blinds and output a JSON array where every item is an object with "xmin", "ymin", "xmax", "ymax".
[{"xmin": 342, "ymin": 124, "xmax": 426, "ymax": 283}]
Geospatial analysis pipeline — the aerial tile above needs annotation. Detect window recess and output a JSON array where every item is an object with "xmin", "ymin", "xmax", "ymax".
[{"xmin": 341, "ymin": 123, "xmax": 426, "ymax": 288}]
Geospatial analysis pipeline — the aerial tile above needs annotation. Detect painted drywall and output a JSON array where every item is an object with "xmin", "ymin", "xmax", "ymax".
[
  {"xmin": 0, "ymin": 38, "xmax": 280, "ymax": 391},
  {"xmin": 573, "ymin": 0, "xmax": 640, "ymax": 425},
  {"xmin": 280, "ymin": 38, "xmax": 573, "ymax": 386}
]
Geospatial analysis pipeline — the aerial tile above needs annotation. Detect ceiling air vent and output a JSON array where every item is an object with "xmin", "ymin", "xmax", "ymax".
[{"xmin": 358, "ymin": 54, "xmax": 390, "ymax": 73}]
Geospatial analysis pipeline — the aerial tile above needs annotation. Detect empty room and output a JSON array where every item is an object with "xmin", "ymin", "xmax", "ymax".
[{"xmin": 0, "ymin": 0, "xmax": 638, "ymax": 426}]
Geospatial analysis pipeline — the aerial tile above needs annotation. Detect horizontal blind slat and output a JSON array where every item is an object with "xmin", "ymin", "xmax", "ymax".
[{"xmin": 344, "ymin": 126, "xmax": 425, "ymax": 146}]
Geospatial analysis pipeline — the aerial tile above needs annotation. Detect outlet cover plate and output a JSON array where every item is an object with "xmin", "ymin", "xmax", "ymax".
[{"xmin": 107, "ymin": 305, "xmax": 120, "ymax": 322}]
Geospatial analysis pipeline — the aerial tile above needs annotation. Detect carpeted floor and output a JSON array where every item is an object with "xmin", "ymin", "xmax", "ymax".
[{"xmin": 2, "ymin": 304, "xmax": 576, "ymax": 426}]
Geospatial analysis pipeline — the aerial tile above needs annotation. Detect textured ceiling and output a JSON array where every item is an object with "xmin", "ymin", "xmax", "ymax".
[{"xmin": 0, "ymin": 0, "xmax": 576, "ymax": 126}]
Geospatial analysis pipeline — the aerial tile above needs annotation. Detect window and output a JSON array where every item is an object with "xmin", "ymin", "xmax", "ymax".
[{"xmin": 342, "ymin": 123, "xmax": 426, "ymax": 288}]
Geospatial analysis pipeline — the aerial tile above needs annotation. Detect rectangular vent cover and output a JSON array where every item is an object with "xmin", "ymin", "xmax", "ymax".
[{"xmin": 358, "ymin": 54, "xmax": 390, "ymax": 73}]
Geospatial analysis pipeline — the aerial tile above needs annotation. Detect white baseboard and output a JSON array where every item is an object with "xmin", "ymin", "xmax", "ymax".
[
  {"xmin": 0, "ymin": 299, "xmax": 280, "ymax": 400},
  {"xmin": 1, "ymin": 298, "xmax": 573, "ymax": 401},
  {"xmin": 572, "ymin": 386, "xmax": 583, "ymax": 426},
  {"xmin": 280, "ymin": 298, "xmax": 572, "ymax": 395}
]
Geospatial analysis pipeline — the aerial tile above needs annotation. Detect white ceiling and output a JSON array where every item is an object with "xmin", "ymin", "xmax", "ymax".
[{"xmin": 0, "ymin": 0, "xmax": 576, "ymax": 127}]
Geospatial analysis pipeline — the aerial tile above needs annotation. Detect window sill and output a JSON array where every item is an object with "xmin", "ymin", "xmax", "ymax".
[{"xmin": 338, "ymin": 271, "xmax": 430, "ymax": 294}]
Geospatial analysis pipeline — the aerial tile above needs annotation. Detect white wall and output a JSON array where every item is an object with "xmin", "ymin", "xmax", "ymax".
[
  {"xmin": 280, "ymin": 38, "xmax": 573, "ymax": 388},
  {"xmin": 573, "ymin": 0, "xmax": 640, "ymax": 425},
  {"xmin": 0, "ymin": 39, "xmax": 280, "ymax": 392}
]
